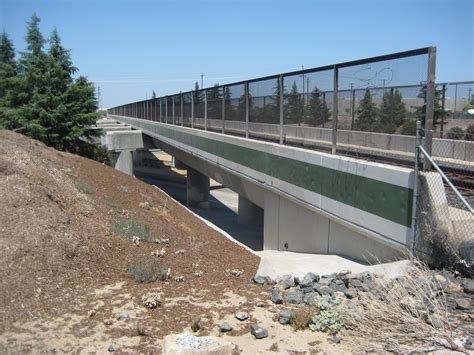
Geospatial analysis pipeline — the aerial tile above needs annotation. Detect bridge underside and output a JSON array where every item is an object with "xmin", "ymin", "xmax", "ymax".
[{"xmin": 109, "ymin": 115, "xmax": 415, "ymax": 263}]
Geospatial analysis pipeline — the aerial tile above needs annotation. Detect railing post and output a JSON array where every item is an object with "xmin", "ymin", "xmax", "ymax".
[
  {"xmin": 181, "ymin": 94, "xmax": 184, "ymax": 126},
  {"xmin": 204, "ymin": 89, "xmax": 208, "ymax": 131},
  {"xmin": 440, "ymin": 84, "xmax": 446, "ymax": 138},
  {"xmin": 165, "ymin": 97, "xmax": 168, "ymax": 124},
  {"xmin": 159, "ymin": 98, "xmax": 162, "ymax": 122},
  {"xmin": 245, "ymin": 81, "xmax": 249, "ymax": 139},
  {"xmin": 424, "ymin": 47, "xmax": 436, "ymax": 171},
  {"xmin": 191, "ymin": 94, "xmax": 194, "ymax": 129},
  {"xmin": 350, "ymin": 88, "xmax": 356, "ymax": 130},
  {"xmin": 331, "ymin": 65, "xmax": 339, "ymax": 154},
  {"xmin": 279, "ymin": 75, "xmax": 284, "ymax": 144},
  {"xmin": 172, "ymin": 96, "xmax": 175, "ymax": 125},
  {"xmin": 222, "ymin": 87, "xmax": 225, "ymax": 134}
]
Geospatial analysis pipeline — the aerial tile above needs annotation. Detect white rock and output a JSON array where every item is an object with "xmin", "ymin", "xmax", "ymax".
[{"xmin": 163, "ymin": 332, "xmax": 233, "ymax": 355}]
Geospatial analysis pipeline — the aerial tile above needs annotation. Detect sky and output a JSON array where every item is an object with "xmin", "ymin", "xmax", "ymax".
[{"xmin": 1, "ymin": 0, "xmax": 473, "ymax": 108}]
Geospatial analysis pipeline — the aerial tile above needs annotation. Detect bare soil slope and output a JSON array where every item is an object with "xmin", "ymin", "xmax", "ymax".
[{"xmin": 0, "ymin": 130, "xmax": 264, "ymax": 350}]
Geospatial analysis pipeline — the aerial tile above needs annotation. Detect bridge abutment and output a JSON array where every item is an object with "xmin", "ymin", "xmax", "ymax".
[{"xmin": 187, "ymin": 167, "xmax": 210, "ymax": 209}]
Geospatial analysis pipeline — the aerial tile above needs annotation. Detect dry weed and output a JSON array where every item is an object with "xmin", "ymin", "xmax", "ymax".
[{"xmin": 343, "ymin": 259, "xmax": 460, "ymax": 352}]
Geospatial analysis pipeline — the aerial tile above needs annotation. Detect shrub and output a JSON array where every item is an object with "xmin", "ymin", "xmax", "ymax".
[
  {"xmin": 309, "ymin": 295, "xmax": 345, "ymax": 334},
  {"xmin": 127, "ymin": 259, "xmax": 158, "ymax": 283},
  {"xmin": 465, "ymin": 124, "xmax": 474, "ymax": 141},
  {"xmin": 293, "ymin": 307, "xmax": 315, "ymax": 330},
  {"xmin": 400, "ymin": 119, "xmax": 417, "ymax": 136},
  {"xmin": 75, "ymin": 180, "xmax": 93, "ymax": 194},
  {"xmin": 447, "ymin": 126, "xmax": 464, "ymax": 140},
  {"xmin": 113, "ymin": 218, "xmax": 150, "ymax": 241}
]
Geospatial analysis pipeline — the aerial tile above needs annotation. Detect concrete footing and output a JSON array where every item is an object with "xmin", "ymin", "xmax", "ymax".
[
  {"xmin": 187, "ymin": 167, "xmax": 210, "ymax": 209},
  {"xmin": 238, "ymin": 195, "xmax": 264, "ymax": 225}
]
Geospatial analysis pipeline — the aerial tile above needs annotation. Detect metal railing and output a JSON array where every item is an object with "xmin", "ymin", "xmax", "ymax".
[{"xmin": 108, "ymin": 47, "xmax": 438, "ymax": 158}]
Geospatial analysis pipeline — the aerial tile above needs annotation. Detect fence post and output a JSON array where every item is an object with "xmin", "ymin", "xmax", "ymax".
[
  {"xmin": 331, "ymin": 65, "xmax": 339, "ymax": 154},
  {"xmin": 245, "ymin": 81, "xmax": 249, "ymax": 139},
  {"xmin": 222, "ymin": 87, "xmax": 225, "ymax": 134},
  {"xmin": 159, "ymin": 98, "xmax": 162, "ymax": 122},
  {"xmin": 172, "ymin": 96, "xmax": 175, "ymax": 125},
  {"xmin": 423, "ymin": 47, "xmax": 436, "ymax": 171},
  {"xmin": 411, "ymin": 120, "xmax": 422, "ymax": 254},
  {"xmin": 191, "ymin": 94, "xmax": 194, "ymax": 129},
  {"xmin": 279, "ymin": 75, "xmax": 284, "ymax": 144},
  {"xmin": 204, "ymin": 90, "xmax": 208, "ymax": 131},
  {"xmin": 350, "ymin": 88, "xmax": 356, "ymax": 130},
  {"xmin": 165, "ymin": 97, "xmax": 168, "ymax": 124},
  {"xmin": 440, "ymin": 84, "xmax": 446, "ymax": 138},
  {"xmin": 181, "ymin": 94, "xmax": 184, "ymax": 126}
]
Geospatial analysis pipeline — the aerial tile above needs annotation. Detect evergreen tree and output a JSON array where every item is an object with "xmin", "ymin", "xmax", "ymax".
[
  {"xmin": 285, "ymin": 82, "xmax": 304, "ymax": 125},
  {"xmin": 206, "ymin": 83, "xmax": 222, "ymax": 119},
  {"xmin": 151, "ymin": 91, "xmax": 156, "ymax": 99},
  {"xmin": 0, "ymin": 32, "xmax": 23, "ymax": 128},
  {"xmin": 192, "ymin": 81, "xmax": 203, "ymax": 104},
  {"xmin": 0, "ymin": 14, "xmax": 100, "ymax": 154},
  {"xmin": 355, "ymin": 89, "xmax": 378, "ymax": 131},
  {"xmin": 304, "ymin": 86, "xmax": 330, "ymax": 127},
  {"xmin": 415, "ymin": 85, "xmax": 446, "ymax": 126},
  {"xmin": 377, "ymin": 88, "xmax": 407, "ymax": 133}
]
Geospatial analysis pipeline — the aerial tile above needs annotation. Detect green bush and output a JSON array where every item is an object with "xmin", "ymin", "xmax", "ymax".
[
  {"xmin": 465, "ymin": 124, "xmax": 474, "ymax": 141},
  {"xmin": 309, "ymin": 295, "xmax": 345, "ymax": 334},
  {"xmin": 113, "ymin": 218, "xmax": 150, "ymax": 241},
  {"xmin": 447, "ymin": 126, "xmax": 464, "ymax": 140},
  {"xmin": 400, "ymin": 119, "xmax": 417, "ymax": 136},
  {"xmin": 75, "ymin": 180, "xmax": 93, "ymax": 194},
  {"xmin": 127, "ymin": 259, "xmax": 159, "ymax": 283}
]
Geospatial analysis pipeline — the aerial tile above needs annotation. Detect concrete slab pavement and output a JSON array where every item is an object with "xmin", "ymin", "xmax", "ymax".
[{"xmin": 256, "ymin": 250, "xmax": 412, "ymax": 280}]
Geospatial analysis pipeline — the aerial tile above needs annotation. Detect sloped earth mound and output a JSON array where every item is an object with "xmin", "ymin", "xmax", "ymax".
[{"xmin": 0, "ymin": 130, "xmax": 269, "ymax": 352}]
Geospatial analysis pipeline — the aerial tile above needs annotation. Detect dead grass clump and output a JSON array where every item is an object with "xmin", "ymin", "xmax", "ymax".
[
  {"xmin": 293, "ymin": 307, "xmax": 315, "ymax": 331},
  {"xmin": 343, "ymin": 259, "xmax": 460, "ymax": 352}
]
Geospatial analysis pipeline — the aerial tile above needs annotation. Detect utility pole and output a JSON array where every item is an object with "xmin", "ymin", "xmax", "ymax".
[
  {"xmin": 301, "ymin": 65, "xmax": 305, "ymax": 104},
  {"xmin": 201, "ymin": 72, "xmax": 204, "ymax": 90}
]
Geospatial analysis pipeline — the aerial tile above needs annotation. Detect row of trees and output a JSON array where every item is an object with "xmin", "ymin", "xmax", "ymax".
[
  {"xmin": 189, "ymin": 81, "xmax": 331, "ymax": 126},
  {"xmin": 0, "ymin": 14, "xmax": 101, "ymax": 155}
]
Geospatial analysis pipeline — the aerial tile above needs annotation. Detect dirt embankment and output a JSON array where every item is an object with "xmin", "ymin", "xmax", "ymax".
[{"xmin": 0, "ymin": 130, "xmax": 263, "ymax": 351}]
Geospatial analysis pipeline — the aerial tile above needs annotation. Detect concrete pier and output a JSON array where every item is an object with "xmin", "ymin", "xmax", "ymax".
[
  {"xmin": 187, "ymin": 167, "xmax": 210, "ymax": 209},
  {"xmin": 238, "ymin": 195, "xmax": 263, "ymax": 225},
  {"xmin": 114, "ymin": 150, "xmax": 134, "ymax": 176}
]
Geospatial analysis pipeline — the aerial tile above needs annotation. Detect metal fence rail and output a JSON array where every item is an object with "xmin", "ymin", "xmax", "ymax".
[{"xmin": 109, "ymin": 47, "xmax": 439, "ymax": 159}]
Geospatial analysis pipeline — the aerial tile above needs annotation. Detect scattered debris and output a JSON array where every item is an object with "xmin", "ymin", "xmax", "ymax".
[
  {"xmin": 132, "ymin": 236, "xmax": 140, "ymax": 246},
  {"xmin": 227, "ymin": 269, "xmax": 244, "ymax": 277},
  {"xmin": 142, "ymin": 292, "xmax": 162, "ymax": 309}
]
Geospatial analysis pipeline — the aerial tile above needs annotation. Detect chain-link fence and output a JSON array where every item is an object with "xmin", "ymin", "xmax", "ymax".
[{"xmin": 414, "ymin": 123, "xmax": 473, "ymax": 274}]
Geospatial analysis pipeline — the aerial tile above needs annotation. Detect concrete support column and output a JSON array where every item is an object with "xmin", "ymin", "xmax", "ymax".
[
  {"xmin": 172, "ymin": 156, "xmax": 187, "ymax": 170},
  {"xmin": 114, "ymin": 150, "xmax": 134, "ymax": 176},
  {"xmin": 238, "ymin": 195, "xmax": 263, "ymax": 225},
  {"xmin": 187, "ymin": 167, "xmax": 210, "ymax": 209}
]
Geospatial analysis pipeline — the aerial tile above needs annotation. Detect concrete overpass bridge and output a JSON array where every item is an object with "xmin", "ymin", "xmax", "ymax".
[{"xmin": 104, "ymin": 47, "xmax": 473, "ymax": 264}]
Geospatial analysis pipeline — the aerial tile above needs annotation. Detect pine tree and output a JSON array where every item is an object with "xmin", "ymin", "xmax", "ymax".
[
  {"xmin": 415, "ymin": 85, "xmax": 446, "ymax": 126},
  {"xmin": 1, "ymin": 14, "xmax": 100, "ymax": 153},
  {"xmin": 285, "ymin": 82, "xmax": 304, "ymax": 125},
  {"xmin": 0, "ymin": 32, "xmax": 23, "ymax": 128},
  {"xmin": 304, "ymin": 86, "xmax": 330, "ymax": 127},
  {"xmin": 151, "ymin": 91, "xmax": 156, "ymax": 99},
  {"xmin": 192, "ymin": 82, "xmax": 203, "ymax": 104},
  {"xmin": 377, "ymin": 89, "xmax": 407, "ymax": 133},
  {"xmin": 355, "ymin": 89, "xmax": 378, "ymax": 131}
]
